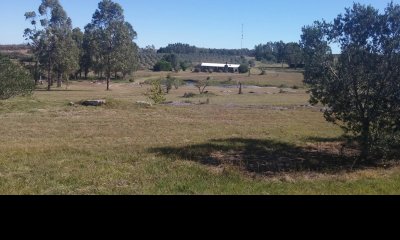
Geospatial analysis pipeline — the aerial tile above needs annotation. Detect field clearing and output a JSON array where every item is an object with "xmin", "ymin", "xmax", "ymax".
[
  {"xmin": 133, "ymin": 69, "xmax": 305, "ymax": 88},
  {"xmin": 1, "ymin": 71, "xmax": 400, "ymax": 194}
]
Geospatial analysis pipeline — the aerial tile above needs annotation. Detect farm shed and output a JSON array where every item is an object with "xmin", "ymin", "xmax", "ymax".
[{"xmin": 200, "ymin": 62, "xmax": 240, "ymax": 73}]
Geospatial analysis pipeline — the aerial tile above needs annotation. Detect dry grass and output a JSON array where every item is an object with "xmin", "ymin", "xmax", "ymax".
[{"xmin": 1, "ymin": 73, "xmax": 399, "ymax": 194}]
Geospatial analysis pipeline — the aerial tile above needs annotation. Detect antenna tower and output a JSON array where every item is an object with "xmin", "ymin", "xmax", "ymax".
[{"xmin": 241, "ymin": 24, "xmax": 244, "ymax": 49}]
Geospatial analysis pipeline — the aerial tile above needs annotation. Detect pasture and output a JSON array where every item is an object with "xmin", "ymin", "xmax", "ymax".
[{"xmin": 1, "ymin": 69, "xmax": 399, "ymax": 194}]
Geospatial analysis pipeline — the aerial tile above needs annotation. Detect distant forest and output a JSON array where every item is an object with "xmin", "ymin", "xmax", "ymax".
[
  {"xmin": 1, "ymin": 41, "xmax": 305, "ymax": 71},
  {"xmin": 139, "ymin": 42, "xmax": 304, "ymax": 70}
]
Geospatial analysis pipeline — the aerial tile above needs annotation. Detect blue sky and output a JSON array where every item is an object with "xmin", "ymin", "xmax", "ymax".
[{"xmin": 0, "ymin": 0, "xmax": 396, "ymax": 50}]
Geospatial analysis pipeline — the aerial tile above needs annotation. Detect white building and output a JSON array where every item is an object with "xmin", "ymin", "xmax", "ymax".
[{"xmin": 200, "ymin": 63, "xmax": 240, "ymax": 73}]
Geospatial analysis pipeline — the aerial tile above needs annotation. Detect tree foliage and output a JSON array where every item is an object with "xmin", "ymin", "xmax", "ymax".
[
  {"xmin": 24, "ymin": 0, "xmax": 79, "ymax": 90},
  {"xmin": 147, "ymin": 80, "xmax": 166, "ymax": 104},
  {"xmin": 285, "ymin": 42, "xmax": 303, "ymax": 68},
  {"xmin": 195, "ymin": 77, "xmax": 211, "ymax": 94},
  {"xmin": 153, "ymin": 60, "xmax": 172, "ymax": 71},
  {"xmin": 301, "ymin": 2, "xmax": 400, "ymax": 160},
  {"xmin": 162, "ymin": 53, "xmax": 179, "ymax": 71},
  {"xmin": 158, "ymin": 43, "xmax": 253, "ymax": 56},
  {"xmin": 85, "ymin": 0, "xmax": 138, "ymax": 90},
  {"xmin": 254, "ymin": 41, "xmax": 304, "ymax": 67},
  {"xmin": 72, "ymin": 27, "xmax": 84, "ymax": 79},
  {"xmin": 0, "ymin": 55, "xmax": 35, "ymax": 100},
  {"xmin": 238, "ymin": 64, "xmax": 249, "ymax": 74}
]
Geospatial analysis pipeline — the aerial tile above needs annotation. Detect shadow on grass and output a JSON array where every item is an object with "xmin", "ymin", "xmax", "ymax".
[
  {"xmin": 305, "ymin": 136, "xmax": 350, "ymax": 143},
  {"xmin": 149, "ymin": 138, "xmax": 370, "ymax": 174}
]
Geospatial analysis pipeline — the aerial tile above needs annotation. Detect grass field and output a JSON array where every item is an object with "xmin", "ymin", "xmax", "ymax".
[{"xmin": 1, "ymin": 69, "xmax": 399, "ymax": 194}]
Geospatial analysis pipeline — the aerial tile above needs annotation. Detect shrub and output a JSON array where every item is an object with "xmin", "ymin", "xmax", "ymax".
[
  {"xmin": 183, "ymin": 92, "xmax": 196, "ymax": 98},
  {"xmin": 146, "ymin": 81, "xmax": 166, "ymax": 104},
  {"xmin": 0, "ymin": 55, "xmax": 34, "ymax": 100},
  {"xmin": 238, "ymin": 64, "xmax": 249, "ymax": 74},
  {"xmin": 153, "ymin": 60, "xmax": 172, "ymax": 72}
]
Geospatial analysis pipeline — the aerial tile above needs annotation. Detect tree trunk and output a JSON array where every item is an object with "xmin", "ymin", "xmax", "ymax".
[
  {"xmin": 106, "ymin": 70, "xmax": 111, "ymax": 91},
  {"xmin": 65, "ymin": 75, "xmax": 70, "ymax": 90},
  {"xmin": 360, "ymin": 121, "xmax": 370, "ymax": 162},
  {"xmin": 57, "ymin": 72, "xmax": 62, "ymax": 88},
  {"xmin": 107, "ymin": 76, "xmax": 110, "ymax": 91},
  {"xmin": 47, "ymin": 62, "xmax": 51, "ymax": 91},
  {"xmin": 107, "ymin": 54, "xmax": 111, "ymax": 90},
  {"xmin": 34, "ymin": 61, "xmax": 39, "ymax": 85}
]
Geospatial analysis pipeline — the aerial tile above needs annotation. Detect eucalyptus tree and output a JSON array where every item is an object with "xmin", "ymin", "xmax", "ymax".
[
  {"xmin": 72, "ymin": 28, "xmax": 84, "ymax": 79},
  {"xmin": 86, "ymin": 0, "xmax": 138, "ymax": 90},
  {"xmin": 24, "ymin": 0, "xmax": 78, "ymax": 90}
]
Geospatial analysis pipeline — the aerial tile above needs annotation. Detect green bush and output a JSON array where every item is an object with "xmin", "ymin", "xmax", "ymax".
[
  {"xmin": 238, "ymin": 64, "xmax": 249, "ymax": 74},
  {"xmin": 153, "ymin": 60, "xmax": 172, "ymax": 72},
  {"xmin": 0, "ymin": 55, "xmax": 34, "ymax": 100},
  {"xmin": 146, "ymin": 81, "xmax": 166, "ymax": 104},
  {"xmin": 183, "ymin": 92, "xmax": 196, "ymax": 98}
]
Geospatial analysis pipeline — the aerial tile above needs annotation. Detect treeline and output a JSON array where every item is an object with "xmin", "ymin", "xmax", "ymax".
[
  {"xmin": 0, "ymin": 44, "xmax": 31, "ymax": 51},
  {"xmin": 23, "ymin": 0, "xmax": 138, "ymax": 91},
  {"xmin": 254, "ymin": 41, "xmax": 304, "ymax": 68},
  {"xmin": 158, "ymin": 43, "xmax": 254, "ymax": 57},
  {"xmin": 138, "ymin": 48, "xmax": 243, "ymax": 70},
  {"xmin": 156, "ymin": 42, "xmax": 305, "ymax": 69}
]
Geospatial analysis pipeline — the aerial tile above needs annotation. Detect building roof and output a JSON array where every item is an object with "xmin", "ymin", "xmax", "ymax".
[{"xmin": 201, "ymin": 63, "xmax": 240, "ymax": 68}]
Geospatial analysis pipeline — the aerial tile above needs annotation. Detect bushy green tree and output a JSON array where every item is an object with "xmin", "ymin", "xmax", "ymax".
[
  {"xmin": 24, "ymin": 0, "xmax": 78, "ymax": 90},
  {"xmin": 238, "ymin": 64, "xmax": 249, "ymax": 74},
  {"xmin": 72, "ymin": 27, "xmax": 84, "ymax": 79},
  {"xmin": 85, "ymin": 0, "xmax": 138, "ymax": 90},
  {"xmin": 285, "ymin": 42, "xmax": 303, "ymax": 69},
  {"xmin": 301, "ymin": 2, "xmax": 400, "ymax": 160},
  {"xmin": 162, "ymin": 54, "xmax": 179, "ymax": 71},
  {"xmin": 0, "ymin": 55, "xmax": 35, "ymax": 100},
  {"xmin": 153, "ymin": 60, "xmax": 172, "ymax": 71}
]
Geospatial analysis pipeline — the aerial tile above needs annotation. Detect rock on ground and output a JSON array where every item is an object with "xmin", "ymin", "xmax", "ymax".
[{"xmin": 81, "ymin": 100, "xmax": 106, "ymax": 106}]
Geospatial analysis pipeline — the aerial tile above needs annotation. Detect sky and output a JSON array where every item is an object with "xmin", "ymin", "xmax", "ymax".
[{"xmin": 0, "ymin": 0, "xmax": 397, "ymax": 50}]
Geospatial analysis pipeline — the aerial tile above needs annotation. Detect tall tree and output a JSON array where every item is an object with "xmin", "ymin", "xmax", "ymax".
[
  {"xmin": 162, "ymin": 54, "xmax": 179, "ymax": 71},
  {"xmin": 301, "ymin": 2, "xmax": 400, "ymax": 161},
  {"xmin": 82, "ymin": 26, "xmax": 97, "ymax": 79},
  {"xmin": 86, "ymin": 0, "xmax": 138, "ymax": 90},
  {"xmin": 24, "ymin": 0, "xmax": 77, "ymax": 90},
  {"xmin": 254, "ymin": 42, "xmax": 277, "ymax": 62},
  {"xmin": 275, "ymin": 41, "xmax": 287, "ymax": 68},
  {"xmin": 54, "ymin": 30, "xmax": 79, "ymax": 87},
  {"xmin": 113, "ymin": 22, "xmax": 139, "ymax": 79},
  {"xmin": 72, "ymin": 28, "xmax": 84, "ymax": 79},
  {"xmin": 285, "ymin": 42, "xmax": 303, "ymax": 69}
]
